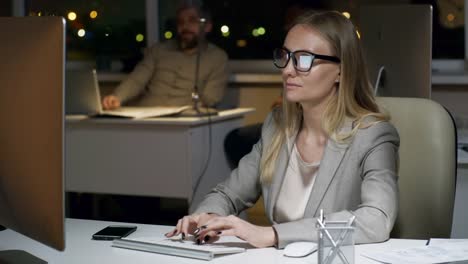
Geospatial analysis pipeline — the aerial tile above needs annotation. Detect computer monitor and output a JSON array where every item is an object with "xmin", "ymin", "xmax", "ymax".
[
  {"xmin": 0, "ymin": 16, "xmax": 65, "ymax": 261},
  {"xmin": 360, "ymin": 5, "xmax": 432, "ymax": 98}
]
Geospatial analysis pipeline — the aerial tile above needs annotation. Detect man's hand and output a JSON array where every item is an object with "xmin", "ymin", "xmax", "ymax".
[{"xmin": 102, "ymin": 95, "xmax": 121, "ymax": 110}]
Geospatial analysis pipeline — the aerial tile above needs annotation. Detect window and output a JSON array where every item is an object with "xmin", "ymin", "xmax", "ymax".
[
  {"xmin": 0, "ymin": 1, "xmax": 12, "ymax": 16},
  {"xmin": 27, "ymin": 0, "xmax": 146, "ymax": 72},
  {"xmin": 159, "ymin": 0, "xmax": 465, "ymax": 68},
  {"xmin": 412, "ymin": 0, "xmax": 464, "ymax": 59},
  {"xmin": 20, "ymin": 0, "xmax": 466, "ymax": 73},
  {"xmin": 158, "ymin": 0, "xmax": 335, "ymax": 60}
]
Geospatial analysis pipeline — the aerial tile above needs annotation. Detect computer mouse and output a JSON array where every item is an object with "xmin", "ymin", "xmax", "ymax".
[{"xmin": 283, "ymin": 241, "xmax": 318, "ymax": 257}]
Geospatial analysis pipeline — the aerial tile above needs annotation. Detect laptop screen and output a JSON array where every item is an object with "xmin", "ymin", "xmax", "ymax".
[{"xmin": 65, "ymin": 68, "xmax": 102, "ymax": 115}]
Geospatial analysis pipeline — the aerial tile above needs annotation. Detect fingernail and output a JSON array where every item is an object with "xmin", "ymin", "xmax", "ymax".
[
  {"xmin": 193, "ymin": 228, "xmax": 200, "ymax": 235},
  {"xmin": 204, "ymin": 236, "xmax": 211, "ymax": 242},
  {"xmin": 165, "ymin": 230, "xmax": 175, "ymax": 237},
  {"xmin": 217, "ymin": 231, "xmax": 222, "ymax": 235},
  {"xmin": 196, "ymin": 239, "xmax": 201, "ymax": 245},
  {"xmin": 181, "ymin": 233, "xmax": 185, "ymax": 240}
]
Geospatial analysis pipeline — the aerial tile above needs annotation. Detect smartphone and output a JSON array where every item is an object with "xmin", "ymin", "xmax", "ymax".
[{"xmin": 92, "ymin": 225, "xmax": 137, "ymax": 240}]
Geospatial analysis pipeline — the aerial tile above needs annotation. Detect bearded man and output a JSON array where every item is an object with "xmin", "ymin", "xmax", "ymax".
[{"xmin": 102, "ymin": 3, "xmax": 228, "ymax": 109}]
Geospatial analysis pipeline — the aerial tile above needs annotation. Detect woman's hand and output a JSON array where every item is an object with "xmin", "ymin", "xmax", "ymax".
[
  {"xmin": 165, "ymin": 213, "xmax": 218, "ymax": 239},
  {"xmin": 195, "ymin": 215, "xmax": 277, "ymax": 248}
]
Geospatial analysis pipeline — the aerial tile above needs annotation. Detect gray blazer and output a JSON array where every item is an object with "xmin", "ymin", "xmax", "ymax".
[{"xmin": 194, "ymin": 112, "xmax": 399, "ymax": 248}]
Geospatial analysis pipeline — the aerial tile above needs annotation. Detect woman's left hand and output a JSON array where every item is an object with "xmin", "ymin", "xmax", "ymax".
[{"xmin": 195, "ymin": 215, "xmax": 277, "ymax": 248}]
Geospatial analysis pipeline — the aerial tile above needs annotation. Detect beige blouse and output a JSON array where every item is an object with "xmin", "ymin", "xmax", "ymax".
[{"xmin": 274, "ymin": 143, "xmax": 320, "ymax": 222}]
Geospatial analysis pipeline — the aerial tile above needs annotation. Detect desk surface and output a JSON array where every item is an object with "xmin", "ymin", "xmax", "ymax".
[
  {"xmin": 66, "ymin": 108, "xmax": 255, "ymax": 126},
  {"xmin": 0, "ymin": 218, "xmax": 426, "ymax": 264},
  {"xmin": 65, "ymin": 107, "xmax": 250, "ymax": 200}
]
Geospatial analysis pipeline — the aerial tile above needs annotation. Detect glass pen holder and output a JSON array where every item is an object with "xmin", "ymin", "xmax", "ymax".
[{"xmin": 317, "ymin": 221, "xmax": 355, "ymax": 264}]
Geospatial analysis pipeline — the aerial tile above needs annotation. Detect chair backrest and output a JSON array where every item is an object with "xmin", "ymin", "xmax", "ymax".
[{"xmin": 377, "ymin": 97, "xmax": 457, "ymax": 239}]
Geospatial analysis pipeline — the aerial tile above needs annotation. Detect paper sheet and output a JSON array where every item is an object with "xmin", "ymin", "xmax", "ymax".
[{"xmin": 361, "ymin": 241, "xmax": 468, "ymax": 264}]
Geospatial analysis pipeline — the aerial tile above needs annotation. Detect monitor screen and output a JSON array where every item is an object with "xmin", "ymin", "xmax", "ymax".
[
  {"xmin": 0, "ymin": 16, "xmax": 65, "ymax": 257},
  {"xmin": 360, "ymin": 5, "xmax": 432, "ymax": 98}
]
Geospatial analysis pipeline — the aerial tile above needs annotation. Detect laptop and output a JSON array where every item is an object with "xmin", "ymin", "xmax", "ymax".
[{"xmin": 65, "ymin": 69, "xmax": 190, "ymax": 118}]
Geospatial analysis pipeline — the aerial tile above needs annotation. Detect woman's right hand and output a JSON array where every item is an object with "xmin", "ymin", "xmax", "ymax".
[
  {"xmin": 102, "ymin": 95, "xmax": 121, "ymax": 110},
  {"xmin": 164, "ymin": 213, "xmax": 219, "ymax": 239}
]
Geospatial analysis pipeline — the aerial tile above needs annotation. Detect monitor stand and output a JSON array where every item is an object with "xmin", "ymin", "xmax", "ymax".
[{"xmin": 0, "ymin": 250, "xmax": 47, "ymax": 264}]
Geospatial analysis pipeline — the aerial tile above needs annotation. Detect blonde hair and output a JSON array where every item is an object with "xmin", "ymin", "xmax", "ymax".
[{"xmin": 260, "ymin": 11, "xmax": 388, "ymax": 184}]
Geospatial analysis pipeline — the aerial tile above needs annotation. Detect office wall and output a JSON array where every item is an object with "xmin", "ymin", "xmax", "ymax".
[
  {"xmin": 236, "ymin": 85, "xmax": 282, "ymax": 126},
  {"xmin": 432, "ymin": 85, "xmax": 468, "ymax": 124},
  {"xmin": 236, "ymin": 84, "xmax": 468, "ymax": 127},
  {"xmin": 231, "ymin": 82, "xmax": 468, "ymax": 129}
]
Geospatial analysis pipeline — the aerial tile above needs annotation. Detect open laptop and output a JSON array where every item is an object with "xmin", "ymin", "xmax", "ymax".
[{"xmin": 65, "ymin": 69, "xmax": 190, "ymax": 118}]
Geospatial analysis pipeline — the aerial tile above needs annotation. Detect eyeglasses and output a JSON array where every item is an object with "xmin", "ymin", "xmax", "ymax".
[{"xmin": 273, "ymin": 47, "xmax": 341, "ymax": 72}]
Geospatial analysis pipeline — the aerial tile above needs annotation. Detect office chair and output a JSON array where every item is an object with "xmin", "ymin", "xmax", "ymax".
[{"xmin": 377, "ymin": 97, "xmax": 457, "ymax": 239}]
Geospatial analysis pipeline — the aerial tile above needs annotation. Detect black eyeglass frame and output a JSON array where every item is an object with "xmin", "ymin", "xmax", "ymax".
[{"xmin": 273, "ymin": 47, "xmax": 341, "ymax": 72}]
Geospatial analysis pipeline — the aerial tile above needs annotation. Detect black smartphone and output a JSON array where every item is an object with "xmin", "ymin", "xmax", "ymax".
[{"xmin": 92, "ymin": 225, "xmax": 137, "ymax": 240}]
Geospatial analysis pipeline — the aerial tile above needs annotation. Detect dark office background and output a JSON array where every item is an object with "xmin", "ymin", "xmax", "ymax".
[
  {"xmin": 0, "ymin": 1, "xmax": 12, "ymax": 16},
  {"xmin": 24, "ymin": 0, "xmax": 465, "ymax": 72}
]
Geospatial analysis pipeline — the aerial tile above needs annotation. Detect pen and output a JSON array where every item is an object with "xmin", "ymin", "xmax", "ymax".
[{"xmin": 316, "ymin": 218, "xmax": 336, "ymax": 247}]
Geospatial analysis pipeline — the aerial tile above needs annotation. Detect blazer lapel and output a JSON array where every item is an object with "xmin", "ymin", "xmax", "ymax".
[{"xmin": 305, "ymin": 119, "xmax": 353, "ymax": 217}]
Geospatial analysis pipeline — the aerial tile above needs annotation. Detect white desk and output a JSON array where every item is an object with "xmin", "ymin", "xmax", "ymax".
[
  {"xmin": 0, "ymin": 218, "xmax": 427, "ymax": 264},
  {"xmin": 66, "ymin": 108, "xmax": 254, "ymax": 209}
]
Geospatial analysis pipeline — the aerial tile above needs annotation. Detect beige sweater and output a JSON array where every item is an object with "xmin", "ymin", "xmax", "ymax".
[{"xmin": 114, "ymin": 39, "xmax": 228, "ymax": 107}]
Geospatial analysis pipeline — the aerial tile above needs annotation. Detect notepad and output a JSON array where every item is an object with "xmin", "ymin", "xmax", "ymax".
[
  {"xmin": 96, "ymin": 106, "xmax": 191, "ymax": 119},
  {"xmin": 112, "ymin": 236, "xmax": 246, "ymax": 261}
]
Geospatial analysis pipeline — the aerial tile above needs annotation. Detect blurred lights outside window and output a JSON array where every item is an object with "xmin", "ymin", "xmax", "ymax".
[
  {"xmin": 25, "ymin": 0, "xmax": 465, "ymax": 71},
  {"xmin": 77, "ymin": 29, "xmax": 86, "ymax": 37},
  {"xmin": 27, "ymin": 0, "xmax": 145, "ymax": 72},
  {"xmin": 90, "ymin": 10, "xmax": 98, "ymax": 19},
  {"xmin": 164, "ymin": 31, "xmax": 173, "ymax": 39},
  {"xmin": 67, "ymin": 11, "xmax": 77, "ymax": 21},
  {"xmin": 220, "ymin": 25, "xmax": 229, "ymax": 33},
  {"xmin": 159, "ymin": 0, "xmax": 464, "ymax": 60},
  {"xmin": 136, "ymin": 34, "xmax": 144, "ymax": 42}
]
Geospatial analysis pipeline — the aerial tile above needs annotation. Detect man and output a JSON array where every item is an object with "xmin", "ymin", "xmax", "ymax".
[{"xmin": 102, "ymin": 4, "xmax": 228, "ymax": 109}]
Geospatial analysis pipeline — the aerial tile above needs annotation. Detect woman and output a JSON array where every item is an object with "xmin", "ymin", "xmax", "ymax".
[{"xmin": 166, "ymin": 11, "xmax": 399, "ymax": 249}]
